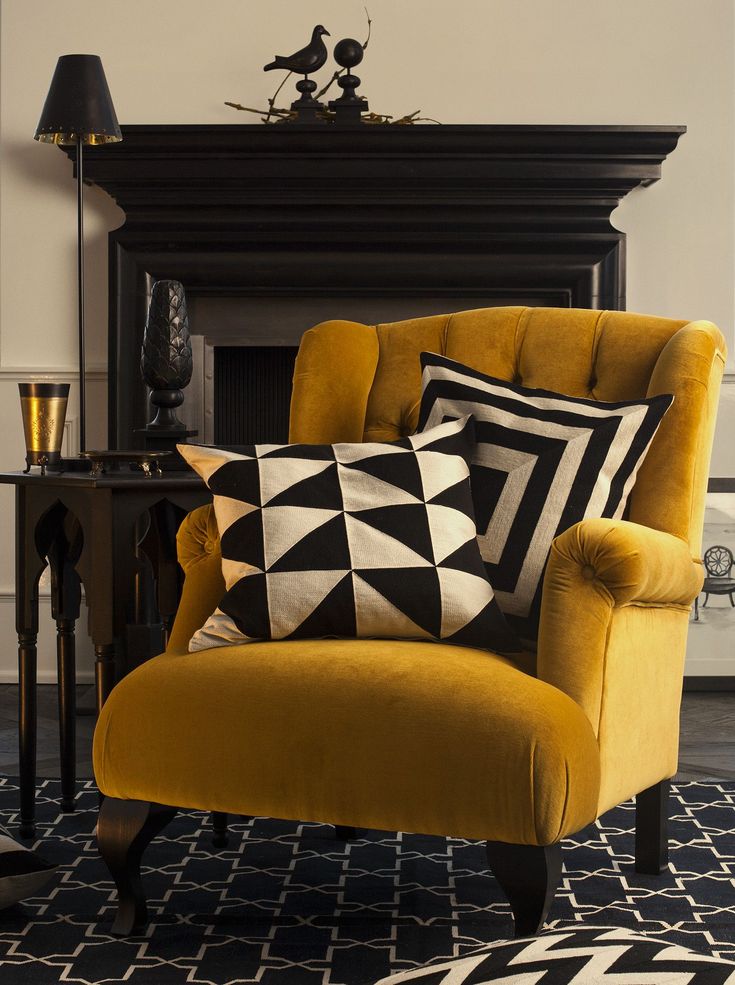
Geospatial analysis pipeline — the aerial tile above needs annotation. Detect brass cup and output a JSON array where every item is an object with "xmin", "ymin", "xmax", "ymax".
[{"xmin": 19, "ymin": 382, "xmax": 70, "ymax": 475}]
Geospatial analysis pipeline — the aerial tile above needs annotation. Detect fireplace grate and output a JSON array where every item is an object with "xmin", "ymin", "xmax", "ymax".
[{"xmin": 214, "ymin": 346, "xmax": 298, "ymax": 446}]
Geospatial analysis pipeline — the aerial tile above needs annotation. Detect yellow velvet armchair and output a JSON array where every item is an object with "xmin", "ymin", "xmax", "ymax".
[{"xmin": 94, "ymin": 306, "xmax": 726, "ymax": 938}]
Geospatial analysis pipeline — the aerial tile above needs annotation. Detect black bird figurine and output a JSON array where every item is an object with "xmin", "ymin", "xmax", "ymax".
[
  {"xmin": 264, "ymin": 25, "xmax": 331, "ymax": 122},
  {"xmin": 264, "ymin": 25, "xmax": 330, "ymax": 75}
]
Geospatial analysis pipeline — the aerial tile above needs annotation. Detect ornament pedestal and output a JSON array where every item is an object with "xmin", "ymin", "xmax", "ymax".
[{"xmin": 136, "ymin": 426, "xmax": 198, "ymax": 471}]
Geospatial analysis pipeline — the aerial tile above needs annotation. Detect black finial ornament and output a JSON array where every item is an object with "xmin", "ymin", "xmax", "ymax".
[
  {"xmin": 138, "ymin": 280, "xmax": 197, "ymax": 466},
  {"xmin": 329, "ymin": 38, "xmax": 369, "ymax": 123},
  {"xmin": 264, "ymin": 25, "xmax": 331, "ymax": 123},
  {"xmin": 141, "ymin": 280, "xmax": 193, "ymax": 429}
]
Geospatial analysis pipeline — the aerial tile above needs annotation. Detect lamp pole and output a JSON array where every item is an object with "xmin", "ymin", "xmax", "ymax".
[
  {"xmin": 35, "ymin": 54, "xmax": 121, "ymax": 457},
  {"xmin": 76, "ymin": 136, "xmax": 86, "ymax": 454}
]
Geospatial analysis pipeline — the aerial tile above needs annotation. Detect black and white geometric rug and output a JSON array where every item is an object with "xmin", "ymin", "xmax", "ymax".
[{"xmin": 0, "ymin": 778, "xmax": 732, "ymax": 985}]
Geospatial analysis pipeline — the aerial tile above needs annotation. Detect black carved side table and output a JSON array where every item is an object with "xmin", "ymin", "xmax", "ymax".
[{"xmin": 0, "ymin": 470, "xmax": 210, "ymax": 837}]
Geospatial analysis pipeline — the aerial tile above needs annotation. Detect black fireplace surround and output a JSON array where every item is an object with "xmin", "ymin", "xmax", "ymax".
[{"xmin": 62, "ymin": 124, "xmax": 685, "ymax": 449}]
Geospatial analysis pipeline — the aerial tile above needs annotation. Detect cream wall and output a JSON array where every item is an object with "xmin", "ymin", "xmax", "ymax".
[{"xmin": 0, "ymin": 0, "xmax": 733, "ymax": 681}]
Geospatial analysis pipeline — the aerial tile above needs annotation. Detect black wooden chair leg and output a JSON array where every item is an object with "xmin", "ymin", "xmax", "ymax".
[
  {"xmin": 334, "ymin": 825, "xmax": 357, "ymax": 841},
  {"xmin": 635, "ymin": 778, "xmax": 669, "ymax": 874},
  {"xmin": 486, "ymin": 841, "xmax": 562, "ymax": 937},
  {"xmin": 212, "ymin": 811, "xmax": 229, "ymax": 848},
  {"xmin": 97, "ymin": 796, "xmax": 177, "ymax": 936}
]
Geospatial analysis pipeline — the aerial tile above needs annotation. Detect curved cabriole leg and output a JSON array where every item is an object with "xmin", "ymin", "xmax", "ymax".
[
  {"xmin": 635, "ymin": 779, "xmax": 669, "ymax": 874},
  {"xmin": 212, "ymin": 811, "xmax": 229, "ymax": 848},
  {"xmin": 97, "ymin": 797, "xmax": 177, "ymax": 936},
  {"xmin": 334, "ymin": 825, "xmax": 357, "ymax": 841},
  {"xmin": 486, "ymin": 840, "xmax": 562, "ymax": 937}
]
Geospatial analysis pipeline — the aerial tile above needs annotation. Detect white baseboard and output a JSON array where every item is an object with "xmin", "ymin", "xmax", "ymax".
[
  {"xmin": 0, "ymin": 671, "xmax": 94, "ymax": 684},
  {"xmin": 0, "ymin": 592, "xmax": 95, "ymax": 681}
]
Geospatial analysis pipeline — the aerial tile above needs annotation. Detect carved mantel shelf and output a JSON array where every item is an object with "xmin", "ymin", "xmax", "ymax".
[
  {"xmin": 60, "ymin": 124, "xmax": 685, "ymax": 448},
  {"xmin": 65, "ymin": 124, "xmax": 684, "ymax": 210}
]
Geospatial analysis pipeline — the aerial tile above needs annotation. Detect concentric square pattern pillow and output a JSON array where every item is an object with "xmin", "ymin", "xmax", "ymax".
[
  {"xmin": 179, "ymin": 416, "xmax": 520, "ymax": 654},
  {"xmin": 418, "ymin": 353, "xmax": 673, "ymax": 641}
]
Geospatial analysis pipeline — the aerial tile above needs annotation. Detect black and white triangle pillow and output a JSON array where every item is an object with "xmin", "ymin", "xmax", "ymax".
[
  {"xmin": 374, "ymin": 926, "xmax": 735, "ymax": 984},
  {"xmin": 418, "ymin": 354, "xmax": 673, "ymax": 641},
  {"xmin": 179, "ymin": 417, "xmax": 521, "ymax": 654}
]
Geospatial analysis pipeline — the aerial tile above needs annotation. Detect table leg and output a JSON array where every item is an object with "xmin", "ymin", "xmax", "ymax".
[
  {"xmin": 48, "ymin": 514, "xmax": 83, "ymax": 814},
  {"xmin": 212, "ymin": 812, "xmax": 229, "ymax": 848},
  {"xmin": 18, "ymin": 631, "xmax": 37, "ymax": 839},
  {"xmin": 73, "ymin": 492, "xmax": 118, "ymax": 715},
  {"xmin": 56, "ymin": 618, "xmax": 77, "ymax": 812},
  {"xmin": 16, "ymin": 486, "xmax": 50, "ymax": 840},
  {"xmin": 95, "ymin": 644, "xmax": 116, "ymax": 715},
  {"xmin": 150, "ymin": 500, "xmax": 186, "ymax": 647}
]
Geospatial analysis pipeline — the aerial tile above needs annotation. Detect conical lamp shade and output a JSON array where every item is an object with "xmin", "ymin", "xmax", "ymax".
[{"xmin": 34, "ymin": 54, "xmax": 122, "ymax": 145}]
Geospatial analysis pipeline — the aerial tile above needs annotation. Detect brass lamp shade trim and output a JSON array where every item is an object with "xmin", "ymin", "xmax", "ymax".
[
  {"xmin": 36, "ymin": 131, "xmax": 121, "ymax": 146},
  {"xmin": 19, "ymin": 383, "xmax": 70, "ymax": 475}
]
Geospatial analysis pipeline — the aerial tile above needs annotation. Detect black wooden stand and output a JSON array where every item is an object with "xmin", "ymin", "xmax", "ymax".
[{"xmin": 1, "ymin": 469, "xmax": 209, "ymax": 837}]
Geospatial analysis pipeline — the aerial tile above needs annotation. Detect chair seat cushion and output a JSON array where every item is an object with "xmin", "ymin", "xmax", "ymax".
[
  {"xmin": 703, "ymin": 579, "xmax": 735, "ymax": 592},
  {"xmin": 93, "ymin": 640, "xmax": 600, "ymax": 845}
]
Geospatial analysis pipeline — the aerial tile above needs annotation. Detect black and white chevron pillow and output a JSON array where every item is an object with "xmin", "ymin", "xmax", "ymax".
[
  {"xmin": 418, "ymin": 353, "xmax": 673, "ymax": 641},
  {"xmin": 179, "ymin": 416, "xmax": 520, "ymax": 654},
  {"xmin": 374, "ymin": 926, "xmax": 735, "ymax": 984}
]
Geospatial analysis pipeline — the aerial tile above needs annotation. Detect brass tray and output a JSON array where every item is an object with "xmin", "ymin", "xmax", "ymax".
[{"xmin": 79, "ymin": 450, "xmax": 172, "ymax": 478}]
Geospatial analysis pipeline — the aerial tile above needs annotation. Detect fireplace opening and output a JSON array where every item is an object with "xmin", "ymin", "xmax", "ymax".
[
  {"xmin": 183, "ymin": 288, "xmax": 608, "ymax": 450},
  {"xmin": 185, "ymin": 293, "xmax": 542, "ymax": 448},
  {"xmin": 214, "ymin": 346, "xmax": 297, "ymax": 445}
]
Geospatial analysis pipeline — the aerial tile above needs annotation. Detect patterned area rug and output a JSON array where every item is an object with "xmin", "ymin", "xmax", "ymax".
[{"xmin": 0, "ymin": 779, "xmax": 732, "ymax": 984}]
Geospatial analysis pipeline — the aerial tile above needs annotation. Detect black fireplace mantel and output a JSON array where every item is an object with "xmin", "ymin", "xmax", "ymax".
[{"xmin": 61, "ymin": 124, "xmax": 685, "ymax": 448}]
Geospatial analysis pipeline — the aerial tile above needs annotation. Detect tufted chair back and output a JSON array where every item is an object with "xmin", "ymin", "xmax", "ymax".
[{"xmin": 289, "ymin": 307, "xmax": 726, "ymax": 557}]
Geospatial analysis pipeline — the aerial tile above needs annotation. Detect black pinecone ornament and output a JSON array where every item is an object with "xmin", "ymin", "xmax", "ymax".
[{"xmin": 141, "ymin": 280, "xmax": 193, "ymax": 429}]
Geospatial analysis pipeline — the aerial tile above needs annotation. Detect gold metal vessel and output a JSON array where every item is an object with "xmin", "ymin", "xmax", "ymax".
[{"xmin": 19, "ymin": 382, "xmax": 70, "ymax": 475}]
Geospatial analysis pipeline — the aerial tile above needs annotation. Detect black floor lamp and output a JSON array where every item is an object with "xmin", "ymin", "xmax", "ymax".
[{"xmin": 34, "ymin": 55, "xmax": 122, "ymax": 455}]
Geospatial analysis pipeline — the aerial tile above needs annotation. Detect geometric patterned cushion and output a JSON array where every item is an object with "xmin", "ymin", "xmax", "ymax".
[
  {"xmin": 0, "ymin": 824, "xmax": 56, "ymax": 909},
  {"xmin": 374, "ymin": 926, "xmax": 735, "ymax": 984},
  {"xmin": 179, "ymin": 416, "xmax": 521, "ymax": 653},
  {"xmin": 418, "ymin": 353, "xmax": 673, "ymax": 641}
]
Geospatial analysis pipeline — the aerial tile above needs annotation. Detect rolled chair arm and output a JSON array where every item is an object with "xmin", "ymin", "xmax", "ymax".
[
  {"xmin": 538, "ymin": 517, "xmax": 703, "ymax": 731},
  {"xmin": 549, "ymin": 517, "xmax": 703, "ymax": 607},
  {"xmin": 166, "ymin": 504, "xmax": 225, "ymax": 655}
]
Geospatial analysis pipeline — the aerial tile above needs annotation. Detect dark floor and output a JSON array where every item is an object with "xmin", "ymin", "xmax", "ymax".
[
  {"xmin": 0, "ymin": 685, "xmax": 732, "ymax": 782},
  {"xmin": 676, "ymin": 692, "xmax": 735, "ymax": 780}
]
